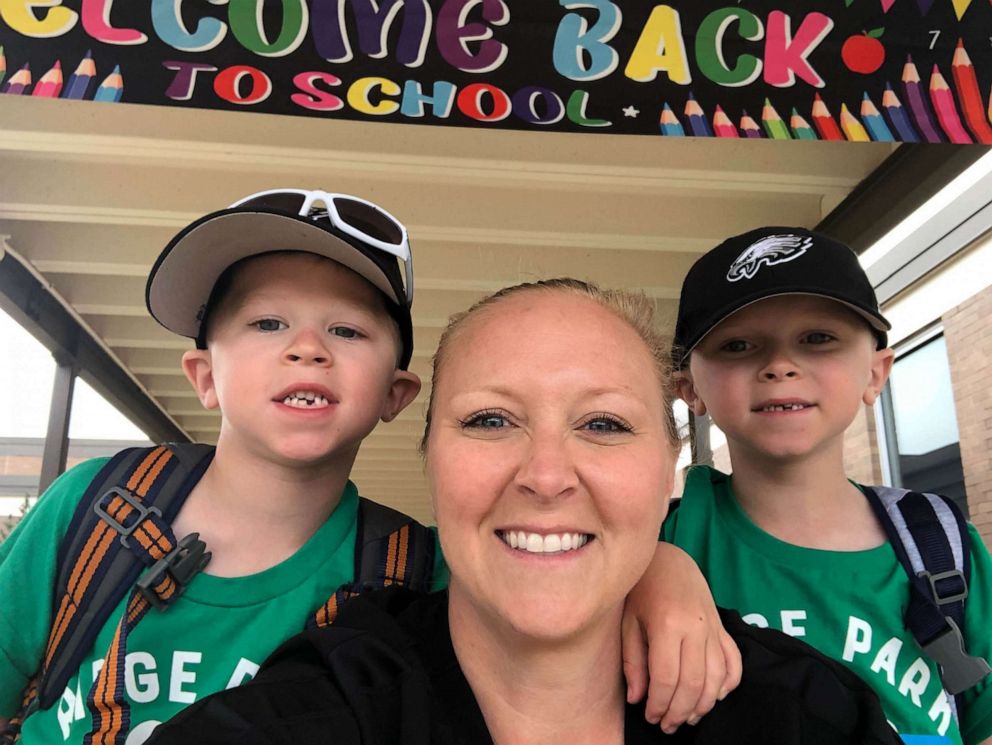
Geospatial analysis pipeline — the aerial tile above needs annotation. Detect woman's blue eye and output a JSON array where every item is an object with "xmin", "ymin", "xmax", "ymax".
[
  {"xmin": 462, "ymin": 412, "xmax": 509, "ymax": 429},
  {"xmin": 252, "ymin": 318, "xmax": 286, "ymax": 332},
  {"xmin": 584, "ymin": 417, "xmax": 630, "ymax": 434},
  {"xmin": 331, "ymin": 327, "xmax": 358, "ymax": 339}
]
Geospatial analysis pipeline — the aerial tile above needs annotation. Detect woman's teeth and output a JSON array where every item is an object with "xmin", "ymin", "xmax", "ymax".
[
  {"xmin": 498, "ymin": 530, "xmax": 590, "ymax": 554},
  {"xmin": 282, "ymin": 391, "xmax": 330, "ymax": 408}
]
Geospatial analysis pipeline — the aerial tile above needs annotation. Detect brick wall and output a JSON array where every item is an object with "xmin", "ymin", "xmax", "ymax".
[
  {"xmin": 944, "ymin": 284, "xmax": 992, "ymax": 547},
  {"xmin": 844, "ymin": 404, "xmax": 884, "ymax": 486}
]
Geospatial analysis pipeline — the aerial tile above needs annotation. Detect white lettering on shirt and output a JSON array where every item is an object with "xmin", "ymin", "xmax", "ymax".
[
  {"xmin": 125, "ymin": 719, "xmax": 161, "ymax": 745},
  {"xmin": 869, "ymin": 637, "xmax": 903, "ymax": 686},
  {"xmin": 928, "ymin": 690, "xmax": 953, "ymax": 736},
  {"xmin": 741, "ymin": 613, "xmax": 769, "ymax": 628},
  {"xmin": 169, "ymin": 651, "xmax": 201, "ymax": 703},
  {"xmin": 126, "ymin": 652, "xmax": 159, "ymax": 703},
  {"xmin": 225, "ymin": 658, "xmax": 260, "ymax": 689},
  {"xmin": 781, "ymin": 610, "xmax": 807, "ymax": 638},
  {"xmin": 842, "ymin": 616, "xmax": 872, "ymax": 661},
  {"xmin": 56, "ymin": 679, "xmax": 85, "ymax": 739},
  {"xmin": 897, "ymin": 658, "xmax": 931, "ymax": 706}
]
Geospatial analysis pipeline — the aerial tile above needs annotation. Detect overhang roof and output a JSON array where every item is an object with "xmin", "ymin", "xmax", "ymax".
[{"xmin": 0, "ymin": 95, "xmax": 903, "ymax": 522}]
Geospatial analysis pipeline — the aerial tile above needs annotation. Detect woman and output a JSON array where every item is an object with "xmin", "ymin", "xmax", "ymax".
[{"xmin": 151, "ymin": 279, "xmax": 900, "ymax": 744}]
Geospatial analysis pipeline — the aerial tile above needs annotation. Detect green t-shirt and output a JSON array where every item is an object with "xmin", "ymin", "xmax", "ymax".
[
  {"xmin": 663, "ymin": 466, "xmax": 992, "ymax": 745},
  {"xmin": 0, "ymin": 457, "xmax": 447, "ymax": 744}
]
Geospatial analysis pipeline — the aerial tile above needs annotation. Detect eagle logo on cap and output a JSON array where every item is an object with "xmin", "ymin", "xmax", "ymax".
[{"xmin": 727, "ymin": 234, "xmax": 813, "ymax": 282}]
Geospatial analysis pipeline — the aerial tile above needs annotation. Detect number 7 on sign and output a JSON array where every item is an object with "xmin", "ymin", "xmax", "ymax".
[{"xmin": 929, "ymin": 30, "xmax": 940, "ymax": 49}]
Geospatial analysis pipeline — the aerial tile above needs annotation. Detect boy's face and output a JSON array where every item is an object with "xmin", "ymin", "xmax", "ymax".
[
  {"xmin": 181, "ymin": 253, "xmax": 420, "ymax": 467},
  {"xmin": 678, "ymin": 295, "xmax": 893, "ymax": 464}
]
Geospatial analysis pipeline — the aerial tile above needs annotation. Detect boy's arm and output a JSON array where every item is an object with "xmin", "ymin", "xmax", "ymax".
[
  {"xmin": 0, "ymin": 459, "xmax": 109, "ymax": 717},
  {"xmin": 621, "ymin": 542, "xmax": 742, "ymax": 734},
  {"xmin": 963, "ymin": 525, "xmax": 992, "ymax": 745}
]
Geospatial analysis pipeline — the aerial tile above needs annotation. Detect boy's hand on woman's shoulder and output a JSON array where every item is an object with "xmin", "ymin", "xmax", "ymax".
[{"xmin": 621, "ymin": 542, "xmax": 742, "ymax": 734}]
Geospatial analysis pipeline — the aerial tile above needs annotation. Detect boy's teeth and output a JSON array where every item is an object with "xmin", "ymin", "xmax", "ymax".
[
  {"xmin": 282, "ymin": 391, "xmax": 330, "ymax": 408},
  {"xmin": 499, "ymin": 531, "xmax": 589, "ymax": 554},
  {"xmin": 762, "ymin": 403, "xmax": 809, "ymax": 412}
]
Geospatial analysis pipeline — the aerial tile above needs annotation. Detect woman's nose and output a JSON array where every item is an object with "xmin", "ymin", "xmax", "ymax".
[
  {"xmin": 513, "ymin": 432, "xmax": 579, "ymax": 501},
  {"xmin": 284, "ymin": 327, "xmax": 332, "ymax": 366}
]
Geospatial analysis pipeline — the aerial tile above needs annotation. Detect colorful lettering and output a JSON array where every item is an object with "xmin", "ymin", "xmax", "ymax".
[
  {"xmin": 163, "ymin": 61, "xmax": 218, "ymax": 100},
  {"xmin": 0, "ymin": 0, "xmax": 78, "ymax": 37},
  {"xmin": 311, "ymin": 0, "xmax": 431, "ymax": 67},
  {"xmin": 213, "ymin": 65, "xmax": 272, "ymax": 104},
  {"xmin": 623, "ymin": 5, "xmax": 690, "ymax": 85},
  {"xmin": 552, "ymin": 0, "xmax": 621, "ymax": 82},
  {"xmin": 81, "ymin": 0, "xmax": 147, "ymax": 44},
  {"xmin": 456, "ymin": 82, "xmax": 511, "ymax": 121},
  {"xmin": 152, "ymin": 0, "xmax": 228, "ymax": 52},
  {"xmin": 436, "ymin": 0, "xmax": 509, "ymax": 73},
  {"xmin": 511, "ymin": 86, "xmax": 565, "ymax": 125},
  {"xmin": 400, "ymin": 80, "xmax": 456, "ymax": 117},
  {"xmin": 565, "ymin": 90, "xmax": 610, "ymax": 127},
  {"xmin": 347, "ymin": 76, "xmax": 401, "ymax": 114},
  {"xmin": 763, "ymin": 10, "xmax": 832, "ymax": 87},
  {"xmin": 229, "ymin": 0, "xmax": 308, "ymax": 57},
  {"xmin": 695, "ymin": 7, "xmax": 762, "ymax": 87},
  {"xmin": 292, "ymin": 71, "xmax": 345, "ymax": 111}
]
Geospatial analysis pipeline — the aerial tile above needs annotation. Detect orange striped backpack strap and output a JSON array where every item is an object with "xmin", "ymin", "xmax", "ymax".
[
  {"xmin": 0, "ymin": 443, "xmax": 213, "ymax": 745},
  {"xmin": 310, "ymin": 497, "xmax": 435, "ymax": 628}
]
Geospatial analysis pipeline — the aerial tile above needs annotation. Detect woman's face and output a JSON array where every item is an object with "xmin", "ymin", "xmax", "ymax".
[{"xmin": 427, "ymin": 291, "xmax": 675, "ymax": 641}]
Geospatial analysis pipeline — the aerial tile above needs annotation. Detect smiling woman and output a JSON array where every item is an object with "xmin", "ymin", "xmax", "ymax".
[{"xmin": 149, "ymin": 278, "xmax": 902, "ymax": 745}]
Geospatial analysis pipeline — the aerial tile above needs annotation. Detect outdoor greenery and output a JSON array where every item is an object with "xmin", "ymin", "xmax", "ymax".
[{"xmin": 0, "ymin": 495, "xmax": 33, "ymax": 543}]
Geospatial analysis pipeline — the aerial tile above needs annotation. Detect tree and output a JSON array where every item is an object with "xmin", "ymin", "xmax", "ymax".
[{"xmin": 0, "ymin": 495, "xmax": 33, "ymax": 543}]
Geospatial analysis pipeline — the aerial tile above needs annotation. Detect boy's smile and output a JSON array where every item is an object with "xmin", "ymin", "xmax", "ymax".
[
  {"xmin": 181, "ymin": 253, "xmax": 420, "ymax": 469},
  {"xmin": 679, "ymin": 295, "xmax": 892, "ymax": 465}
]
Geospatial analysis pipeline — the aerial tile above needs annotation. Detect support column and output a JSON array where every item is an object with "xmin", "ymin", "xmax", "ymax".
[{"xmin": 39, "ymin": 356, "xmax": 77, "ymax": 493}]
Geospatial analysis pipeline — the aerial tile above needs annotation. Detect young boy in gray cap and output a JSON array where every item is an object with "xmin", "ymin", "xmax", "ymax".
[
  {"xmin": 0, "ymin": 190, "xmax": 736, "ymax": 745},
  {"xmin": 665, "ymin": 226, "xmax": 992, "ymax": 744}
]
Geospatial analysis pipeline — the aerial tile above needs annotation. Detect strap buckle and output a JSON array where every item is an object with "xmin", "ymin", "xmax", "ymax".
[
  {"xmin": 920, "ymin": 569, "xmax": 968, "ymax": 606},
  {"xmin": 920, "ymin": 617, "xmax": 992, "ymax": 694},
  {"xmin": 136, "ymin": 533, "xmax": 211, "ymax": 611},
  {"xmin": 93, "ymin": 487, "xmax": 163, "ymax": 549}
]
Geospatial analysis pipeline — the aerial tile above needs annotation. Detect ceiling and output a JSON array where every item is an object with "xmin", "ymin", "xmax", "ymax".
[{"xmin": 0, "ymin": 94, "xmax": 895, "ymax": 522}]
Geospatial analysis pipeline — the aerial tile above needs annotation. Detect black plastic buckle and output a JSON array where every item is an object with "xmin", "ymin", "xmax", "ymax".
[
  {"xmin": 136, "ymin": 533, "xmax": 212, "ymax": 611},
  {"xmin": 921, "ymin": 617, "xmax": 992, "ymax": 694},
  {"xmin": 94, "ymin": 487, "xmax": 163, "ymax": 549},
  {"xmin": 920, "ymin": 569, "xmax": 969, "ymax": 606}
]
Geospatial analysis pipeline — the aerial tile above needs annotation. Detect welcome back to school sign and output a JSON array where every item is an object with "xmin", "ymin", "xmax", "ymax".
[{"xmin": 1, "ymin": 0, "xmax": 991, "ymax": 142}]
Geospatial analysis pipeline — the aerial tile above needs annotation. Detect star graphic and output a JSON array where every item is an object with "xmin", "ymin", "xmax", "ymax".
[{"xmin": 622, "ymin": 105, "xmax": 640, "ymax": 118}]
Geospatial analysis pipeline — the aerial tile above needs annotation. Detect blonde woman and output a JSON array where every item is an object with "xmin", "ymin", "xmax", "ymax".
[{"xmin": 152, "ymin": 280, "xmax": 899, "ymax": 745}]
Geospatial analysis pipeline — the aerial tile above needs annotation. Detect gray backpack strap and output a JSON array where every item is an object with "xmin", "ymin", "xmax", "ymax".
[{"xmin": 865, "ymin": 485, "xmax": 990, "ymax": 698}]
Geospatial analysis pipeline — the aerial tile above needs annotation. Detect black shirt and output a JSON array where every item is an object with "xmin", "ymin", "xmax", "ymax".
[{"xmin": 150, "ymin": 588, "xmax": 901, "ymax": 744}]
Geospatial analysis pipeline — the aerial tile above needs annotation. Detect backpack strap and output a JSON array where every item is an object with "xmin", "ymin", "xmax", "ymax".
[
  {"xmin": 1, "ymin": 444, "xmax": 213, "ymax": 745},
  {"xmin": 863, "ymin": 485, "xmax": 991, "ymax": 696},
  {"xmin": 310, "ymin": 497, "xmax": 435, "ymax": 628}
]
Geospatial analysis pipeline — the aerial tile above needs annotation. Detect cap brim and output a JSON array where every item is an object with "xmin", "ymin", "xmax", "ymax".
[
  {"xmin": 147, "ymin": 209, "xmax": 404, "ymax": 338},
  {"xmin": 679, "ymin": 290, "xmax": 891, "ymax": 363}
]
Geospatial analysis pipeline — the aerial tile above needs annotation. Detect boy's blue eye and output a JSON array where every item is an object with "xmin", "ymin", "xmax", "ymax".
[
  {"xmin": 252, "ymin": 318, "xmax": 286, "ymax": 332},
  {"xmin": 721, "ymin": 339, "xmax": 750, "ymax": 353},
  {"xmin": 331, "ymin": 327, "xmax": 358, "ymax": 339}
]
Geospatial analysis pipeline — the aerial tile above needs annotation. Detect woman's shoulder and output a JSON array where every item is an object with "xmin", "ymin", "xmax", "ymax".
[{"xmin": 147, "ymin": 589, "xmax": 446, "ymax": 745}]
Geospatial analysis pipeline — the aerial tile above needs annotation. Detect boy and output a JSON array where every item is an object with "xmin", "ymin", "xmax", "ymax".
[
  {"xmin": 0, "ymin": 189, "xmax": 734, "ymax": 744},
  {"xmin": 664, "ymin": 226, "xmax": 992, "ymax": 744}
]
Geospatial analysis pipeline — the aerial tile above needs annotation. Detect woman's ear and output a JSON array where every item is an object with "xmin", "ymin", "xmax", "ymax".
[
  {"xmin": 182, "ymin": 349, "xmax": 219, "ymax": 410},
  {"xmin": 862, "ymin": 347, "xmax": 895, "ymax": 406},
  {"xmin": 674, "ymin": 370, "xmax": 707, "ymax": 417}
]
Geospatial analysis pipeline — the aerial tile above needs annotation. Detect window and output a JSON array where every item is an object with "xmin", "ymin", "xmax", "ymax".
[{"xmin": 879, "ymin": 330, "xmax": 967, "ymax": 514}]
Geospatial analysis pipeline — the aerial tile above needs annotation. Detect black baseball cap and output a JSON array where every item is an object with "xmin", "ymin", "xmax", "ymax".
[
  {"xmin": 146, "ymin": 189, "xmax": 414, "ymax": 369},
  {"xmin": 673, "ymin": 226, "xmax": 890, "ymax": 368}
]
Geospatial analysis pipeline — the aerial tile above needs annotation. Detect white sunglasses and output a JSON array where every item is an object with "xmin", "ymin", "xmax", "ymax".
[{"xmin": 230, "ymin": 188, "xmax": 413, "ymax": 305}]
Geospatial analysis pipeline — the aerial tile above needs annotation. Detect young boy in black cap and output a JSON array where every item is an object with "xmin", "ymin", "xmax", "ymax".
[
  {"xmin": 664, "ymin": 227, "xmax": 992, "ymax": 744},
  {"xmin": 0, "ymin": 190, "xmax": 737, "ymax": 744}
]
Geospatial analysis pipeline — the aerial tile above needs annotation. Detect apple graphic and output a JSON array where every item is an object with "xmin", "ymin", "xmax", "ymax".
[{"xmin": 842, "ymin": 29, "xmax": 886, "ymax": 74}]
